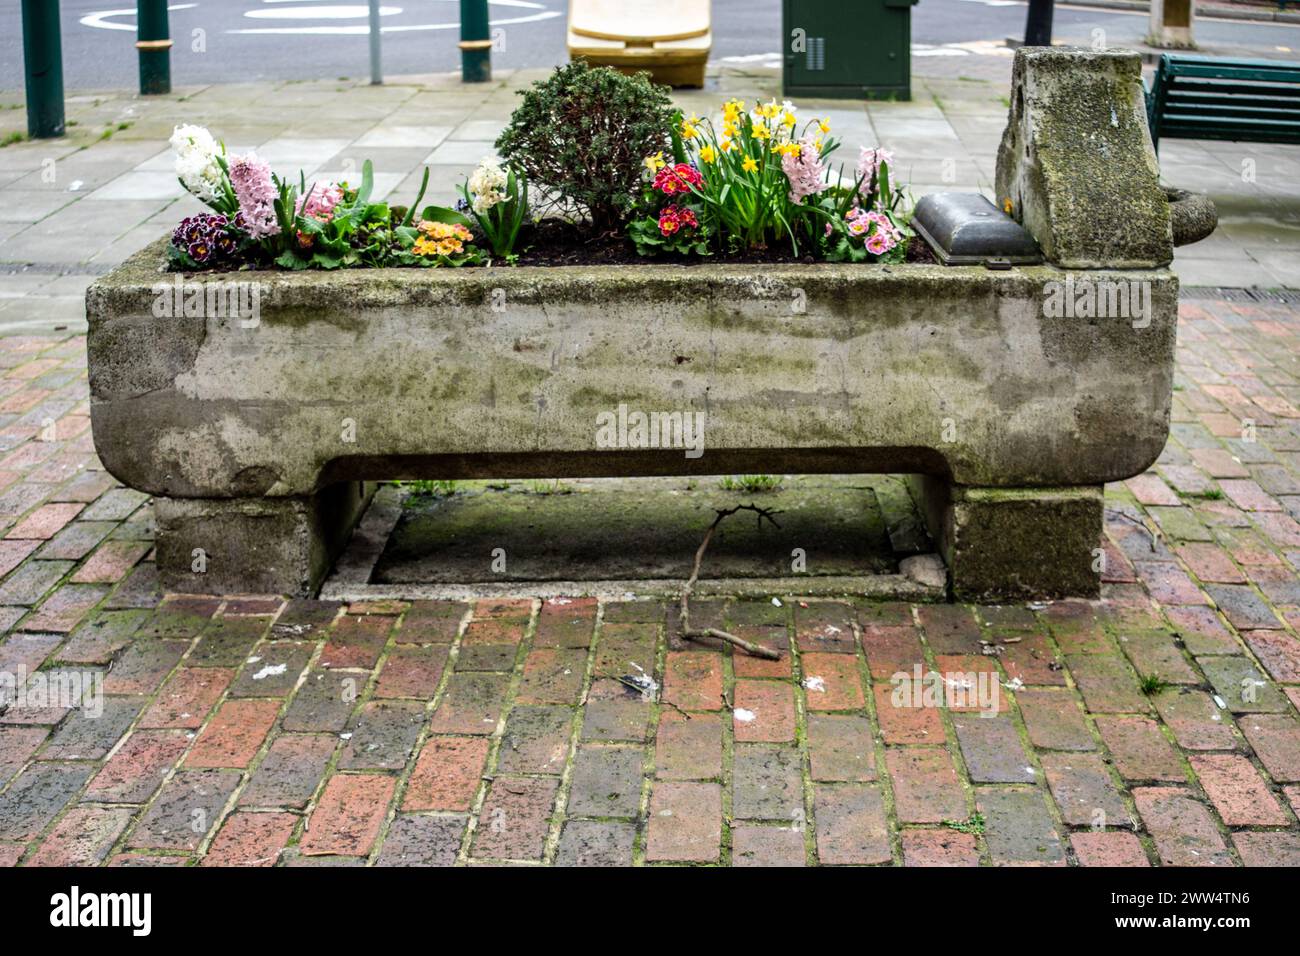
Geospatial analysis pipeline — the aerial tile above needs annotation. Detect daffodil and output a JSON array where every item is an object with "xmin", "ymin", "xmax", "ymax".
[
  {"xmin": 699, "ymin": 144, "xmax": 717, "ymax": 164},
  {"xmin": 818, "ymin": 118, "xmax": 831, "ymax": 134},
  {"xmin": 742, "ymin": 156, "xmax": 758, "ymax": 173},
  {"xmin": 644, "ymin": 151, "xmax": 666, "ymax": 173},
  {"xmin": 719, "ymin": 138, "xmax": 734, "ymax": 153},
  {"xmin": 751, "ymin": 124, "xmax": 771, "ymax": 141}
]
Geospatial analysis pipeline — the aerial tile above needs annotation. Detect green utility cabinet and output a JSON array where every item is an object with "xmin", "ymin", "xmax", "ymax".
[{"xmin": 783, "ymin": 0, "xmax": 920, "ymax": 100}]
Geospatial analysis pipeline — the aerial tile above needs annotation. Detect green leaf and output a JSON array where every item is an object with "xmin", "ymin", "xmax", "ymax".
[
  {"xmin": 419, "ymin": 205, "xmax": 473, "ymax": 227},
  {"xmin": 274, "ymin": 250, "xmax": 309, "ymax": 270},
  {"xmin": 402, "ymin": 167, "xmax": 430, "ymax": 226},
  {"xmin": 354, "ymin": 159, "xmax": 374, "ymax": 208},
  {"xmin": 295, "ymin": 216, "xmax": 325, "ymax": 236}
]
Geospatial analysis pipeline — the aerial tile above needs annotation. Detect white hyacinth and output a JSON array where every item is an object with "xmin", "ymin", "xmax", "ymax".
[
  {"xmin": 170, "ymin": 124, "xmax": 224, "ymax": 203},
  {"xmin": 468, "ymin": 158, "xmax": 508, "ymax": 214}
]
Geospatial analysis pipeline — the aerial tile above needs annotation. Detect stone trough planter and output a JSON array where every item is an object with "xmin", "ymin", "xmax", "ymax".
[{"xmin": 86, "ymin": 48, "xmax": 1179, "ymax": 601}]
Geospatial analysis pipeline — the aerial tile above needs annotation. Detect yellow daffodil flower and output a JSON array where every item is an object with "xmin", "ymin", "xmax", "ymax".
[
  {"xmin": 742, "ymin": 156, "xmax": 758, "ymax": 173},
  {"xmin": 644, "ymin": 151, "xmax": 666, "ymax": 172},
  {"xmin": 699, "ymin": 144, "xmax": 717, "ymax": 164}
]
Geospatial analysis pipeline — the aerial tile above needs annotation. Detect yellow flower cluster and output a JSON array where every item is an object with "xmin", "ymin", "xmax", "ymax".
[
  {"xmin": 413, "ymin": 219, "xmax": 472, "ymax": 257},
  {"xmin": 655, "ymin": 99, "xmax": 833, "ymax": 181}
]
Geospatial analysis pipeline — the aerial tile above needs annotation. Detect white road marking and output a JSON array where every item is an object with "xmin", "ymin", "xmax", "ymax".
[
  {"xmin": 229, "ymin": 0, "xmax": 558, "ymax": 35},
  {"xmin": 244, "ymin": 5, "xmax": 403, "ymax": 19},
  {"xmin": 80, "ymin": 4, "xmax": 198, "ymax": 32}
]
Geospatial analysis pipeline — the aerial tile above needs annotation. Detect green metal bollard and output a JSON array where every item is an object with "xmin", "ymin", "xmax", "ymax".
[
  {"xmin": 459, "ymin": 0, "xmax": 492, "ymax": 83},
  {"xmin": 21, "ymin": 0, "xmax": 65, "ymax": 139},
  {"xmin": 137, "ymin": 0, "xmax": 173, "ymax": 95}
]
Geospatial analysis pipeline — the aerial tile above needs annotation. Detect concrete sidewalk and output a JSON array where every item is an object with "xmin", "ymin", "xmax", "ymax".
[{"xmin": 1, "ymin": 62, "xmax": 1300, "ymax": 338}]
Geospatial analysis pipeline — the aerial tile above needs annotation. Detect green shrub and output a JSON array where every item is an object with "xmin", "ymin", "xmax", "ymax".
[{"xmin": 495, "ymin": 61, "xmax": 674, "ymax": 233}]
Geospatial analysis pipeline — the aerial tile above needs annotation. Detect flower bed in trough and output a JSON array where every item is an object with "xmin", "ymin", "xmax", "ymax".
[
  {"xmin": 87, "ymin": 49, "xmax": 1179, "ymax": 601},
  {"xmin": 164, "ymin": 62, "xmax": 909, "ymax": 274}
]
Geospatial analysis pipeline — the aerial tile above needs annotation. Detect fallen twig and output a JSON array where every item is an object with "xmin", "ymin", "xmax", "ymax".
[
  {"xmin": 679, "ymin": 504, "xmax": 783, "ymax": 660},
  {"xmin": 1105, "ymin": 507, "xmax": 1161, "ymax": 553},
  {"xmin": 658, "ymin": 696, "xmax": 693, "ymax": 720}
]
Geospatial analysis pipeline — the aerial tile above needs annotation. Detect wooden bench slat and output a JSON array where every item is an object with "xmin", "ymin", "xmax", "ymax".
[
  {"xmin": 1169, "ymin": 80, "xmax": 1300, "ymax": 99},
  {"xmin": 1164, "ymin": 96, "xmax": 1300, "ymax": 113},
  {"xmin": 1165, "ymin": 102, "xmax": 1300, "ymax": 123}
]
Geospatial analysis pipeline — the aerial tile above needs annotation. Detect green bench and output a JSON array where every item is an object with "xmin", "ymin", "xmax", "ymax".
[{"xmin": 1146, "ymin": 54, "xmax": 1300, "ymax": 151}]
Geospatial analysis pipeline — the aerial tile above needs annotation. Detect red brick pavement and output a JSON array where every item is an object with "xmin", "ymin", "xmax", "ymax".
[{"xmin": 0, "ymin": 296, "xmax": 1297, "ymax": 865}]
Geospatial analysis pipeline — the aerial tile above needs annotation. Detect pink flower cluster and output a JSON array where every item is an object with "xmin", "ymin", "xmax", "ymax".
[
  {"xmin": 229, "ymin": 153, "xmax": 280, "ymax": 239},
  {"xmin": 297, "ymin": 182, "xmax": 344, "ymax": 222},
  {"xmin": 856, "ymin": 146, "xmax": 894, "ymax": 196},
  {"xmin": 781, "ymin": 136, "xmax": 828, "ymax": 205},
  {"xmin": 844, "ymin": 206, "xmax": 903, "ymax": 256},
  {"xmin": 653, "ymin": 163, "xmax": 703, "ymax": 196}
]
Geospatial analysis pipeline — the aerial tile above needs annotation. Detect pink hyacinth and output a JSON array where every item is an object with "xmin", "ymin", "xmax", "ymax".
[
  {"xmin": 229, "ymin": 152, "xmax": 280, "ymax": 239},
  {"xmin": 297, "ymin": 182, "xmax": 344, "ymax": 222},
  {"xmin": 782, "ymin": 136, "xmax": 828, "ymax": 205},
  {"xmin": 856, "ymin": 146, "xmax": 894, "ymax": 196}
]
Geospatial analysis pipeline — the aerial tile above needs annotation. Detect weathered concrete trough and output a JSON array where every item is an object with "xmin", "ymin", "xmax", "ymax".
[{"xmin": 85, "ymin": 48, "xmax": 1179, "ymax": 600}]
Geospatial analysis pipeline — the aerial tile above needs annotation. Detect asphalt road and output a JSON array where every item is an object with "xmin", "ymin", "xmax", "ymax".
[{"xmin": 2, "ymin": 0, "xmax": 1300, "ymax": 91}]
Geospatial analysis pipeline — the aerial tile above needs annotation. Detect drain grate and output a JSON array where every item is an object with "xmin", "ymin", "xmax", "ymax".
[{"xmin": 1180, "ymin": 285, "xmax": 1300, "ymax": 304}]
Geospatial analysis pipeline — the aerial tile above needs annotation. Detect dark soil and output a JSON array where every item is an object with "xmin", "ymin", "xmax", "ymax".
[
  {"xmin": 509, "ymin": 218, "xmax": 936, "ymax": 267},
  {"xmin": 169, "ymin": 218, "xmax": 937, "ymax": 274}
]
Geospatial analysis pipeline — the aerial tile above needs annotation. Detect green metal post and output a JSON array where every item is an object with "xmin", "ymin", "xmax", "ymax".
[
  {"xmin": 137, "ymin": 0, "xmax": 173, "ymax": 95},
  {"xmin": 21, "ymin": 0, "xmax": 65, "ymax": 138},
  {"xmin": 460, "ymin": 0, "xmax": 492, "ymax": 83}
]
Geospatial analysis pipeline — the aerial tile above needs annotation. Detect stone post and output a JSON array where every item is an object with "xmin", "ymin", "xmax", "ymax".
[
  {"xmin": 996, "ymin": 47, "xmax": 1172, "ymax": 269},
  {"xmin": 913, "ymin": 47, "xmax": 1178, "ymax": 600},
  {"xmin": 1149, "ymin": 0, "xmax": 1196, "ymax": 50}
]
